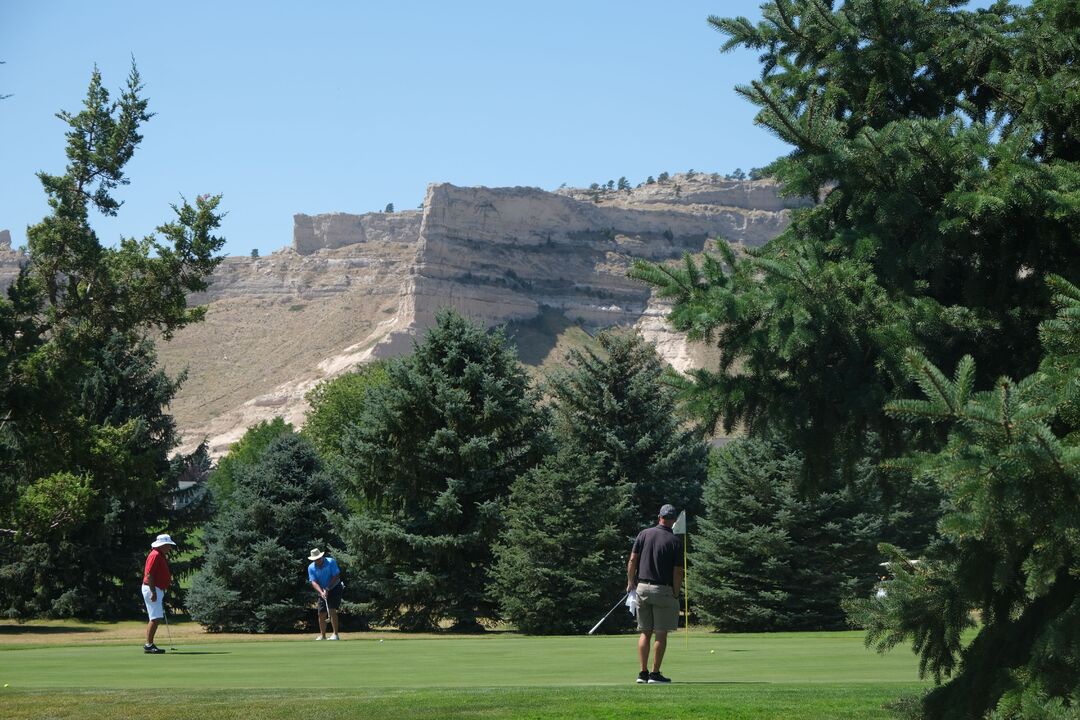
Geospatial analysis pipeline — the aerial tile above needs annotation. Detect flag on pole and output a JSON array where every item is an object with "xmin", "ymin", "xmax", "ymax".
[
  {"xmin": 672, "ymin": 511, "xmax": 689, "ymax": 649},
  {"xmin": 672, "ymin": 510, "xmax": 687, "ymax": 535}
]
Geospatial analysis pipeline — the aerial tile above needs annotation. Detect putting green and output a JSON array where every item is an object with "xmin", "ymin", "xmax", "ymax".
[{"xmin": 0, "ymin": 630, "xmax": 921, "ymax": 689}]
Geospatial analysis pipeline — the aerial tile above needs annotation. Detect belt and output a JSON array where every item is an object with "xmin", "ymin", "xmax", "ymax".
[{"xmin": 639, "ymin": 579, "xmax": 669, "ymax": 586}]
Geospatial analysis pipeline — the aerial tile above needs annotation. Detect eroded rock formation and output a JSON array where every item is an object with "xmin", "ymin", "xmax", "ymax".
[{"xmin": 2, "ymin": 175, "xmax": 810, "ymax": 456}]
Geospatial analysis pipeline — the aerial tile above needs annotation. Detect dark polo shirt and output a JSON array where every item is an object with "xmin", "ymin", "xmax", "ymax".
[{"xmin": 632, "ymin": 524, "xmax": 682, "ymax": 586}]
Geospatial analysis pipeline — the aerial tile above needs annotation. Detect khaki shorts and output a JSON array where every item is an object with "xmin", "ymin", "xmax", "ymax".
[{"xmin": 636, "ymin": 583, "xmax": 678, "ymax": 633}]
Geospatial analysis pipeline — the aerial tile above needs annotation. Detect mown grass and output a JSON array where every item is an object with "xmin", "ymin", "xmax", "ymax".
[
  {"xmin": 1, "ymin": 686, "xmax": 926, "ymax": 720},
  {"xmin": 0, "ymin": 623, "xmax": 926, "ymax": 719}
]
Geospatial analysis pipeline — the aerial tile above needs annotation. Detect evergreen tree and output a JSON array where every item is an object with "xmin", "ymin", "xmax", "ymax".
[
  {"xmin": 0, "ymin": 64, "xmax": 224, "ymax": 618},
  {"xmin": 546, "ymin": 330, "xmax": 707, "ymax": 535},
  {"xmin": 848, "ymin": 275, "xmax": 1080, "ymax": 720},
  {"xmin": 161, "ymin": 440, "xmax": 214, "ymax": 598},
  {"xmin": 631, "ymin": 0, "xmax": 1080, "ymax": 487},
  {"xmin": 0, "ymin": 336, "xmax": 212, "ymax": 617},
  {"xmin": 492, "ymin": 451, "xmax": 630, "ymax": 634},
  {"xmin": 693, "ymin": 438, "xmax": 882, "ymax": 631},
  {"xmin": 187, "ymin": 434, "xmax": 343, "ymax": 632},
  {"xmin": 338, "ymin": 310, "xmax": 544, "ymax": 631},
  {"xmin": 208, "ymin": 417, "xmax": 294, "ymax": 508}
]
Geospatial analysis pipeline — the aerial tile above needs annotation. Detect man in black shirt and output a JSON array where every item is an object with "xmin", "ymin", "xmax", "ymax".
[{"xmin": 626, "ymin": 503, "xmax": 683, "ymax": 684}]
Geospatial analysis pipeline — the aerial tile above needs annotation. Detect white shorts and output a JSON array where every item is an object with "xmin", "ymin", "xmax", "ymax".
[{"xmin": 142, "ymin": 585, "xmax": 165, "ymax": 620}]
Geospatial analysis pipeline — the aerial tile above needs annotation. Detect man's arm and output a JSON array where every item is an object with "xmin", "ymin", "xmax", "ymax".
[
  {"xmin": 626, "ymin": 552, "xmax": 639, "ymax": 592},
  {"xmin": 673, "ymin": 566, "xmax": 684, "ymax": 598},
  {"xmin": 144, "ymin": 556, "xmax": 157, "ymax": 601}
]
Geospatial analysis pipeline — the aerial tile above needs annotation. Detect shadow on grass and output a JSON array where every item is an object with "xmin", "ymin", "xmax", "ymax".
[
  {"xmin": 0, "ymin": 625, "xmax": 104, "ymax": 635},
  {"xmin": 164, "ymin": 651, "xmax": 231, "ymax": 655},
  {"xmin": 673, "ymin": 681, "xmax": 771, "ymax": 685}
]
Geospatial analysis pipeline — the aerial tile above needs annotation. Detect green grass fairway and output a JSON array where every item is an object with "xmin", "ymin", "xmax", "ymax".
[{"xmin": 0, "ymin": 626, "xmax": 926, "ymax": 719}]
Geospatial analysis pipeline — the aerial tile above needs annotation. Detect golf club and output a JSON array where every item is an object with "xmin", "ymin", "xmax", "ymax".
[
  {"xmin": 162, "ymin": 603, "xmax": 176, "ymax": 651},
  {"xmin": 588, "ymin": 591, "xmax": 630, "ymax": 635}
]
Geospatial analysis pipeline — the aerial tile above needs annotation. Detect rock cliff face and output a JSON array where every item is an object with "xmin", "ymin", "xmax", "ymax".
[
  {"xmin": 0, "ymin": 230, "xmax": 26, "ymax": 291},
  {"xmin": 3, "ymin": 174, "xmax": 810, "ymax": 456},
  {"xmin": 292, "ymin": 210, "xmax": 422, "ymax": 255},
  {"xmin": 370, "ymin": 178, "xmax": 799, "ymax": 360}
]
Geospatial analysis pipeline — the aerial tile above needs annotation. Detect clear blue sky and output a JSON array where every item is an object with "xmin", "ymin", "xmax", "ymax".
[{"xmin": 0, "ymin": 1, "xmax": 987, "ymax": 257}]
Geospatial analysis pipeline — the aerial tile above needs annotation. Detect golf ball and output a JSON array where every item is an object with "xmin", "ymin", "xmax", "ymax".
[
  {"xmin": 379, "ymin": 639, "xmax": 384, "ymax": 643},
  {"xmin": 710, "ymin": 650, "xmax": 715, "ymax": 654}
]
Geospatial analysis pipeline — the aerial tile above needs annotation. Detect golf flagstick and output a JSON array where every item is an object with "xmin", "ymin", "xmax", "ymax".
[
  {"xmin": 588, "ymin": 592, "xmax": 629, "ymax": 635},
  {"xmin": 672, "ymin": 511, "xmax": 688, "ymax": 651}
]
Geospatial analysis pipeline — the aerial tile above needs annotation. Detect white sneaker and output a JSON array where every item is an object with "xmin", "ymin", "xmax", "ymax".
[
  {"xmin": 315, "ymin": 635, "xmax": 326, "ymax": 641},
  {"xmin": 329, "ymin": 634, "xmax": 340, "ymax": 640}
]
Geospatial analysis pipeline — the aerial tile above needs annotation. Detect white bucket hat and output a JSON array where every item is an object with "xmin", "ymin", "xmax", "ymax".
[
  {"xmin": 151, "ymin": 534, "xmax": 177, "ymax": 548},
  {"xmin": 308, "ymin": 548, "xmax": 325, "ymax": 561}
]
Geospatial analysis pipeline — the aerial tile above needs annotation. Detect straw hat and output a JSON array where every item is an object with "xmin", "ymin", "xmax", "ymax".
[
  {"xmin": 308, "ymin": 548, "xmax": 325, "ymax": 561},
  {"xmin": 151, "ymin": 534, "xmax": 177, "ymax": 548}
]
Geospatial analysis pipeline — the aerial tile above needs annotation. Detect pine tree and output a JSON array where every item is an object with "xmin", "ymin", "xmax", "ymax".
[
  {"xmin": 187, "ymin": 434, "xmax": 344, "ymax": 632},
  {"xmin": 546, "ymin": 330, "xmax": 707, "ymax": 535},
  {"xmin": 848, "ymin": 276, "xmax": 1080, "ymax": 719},
  {"xmin": 0, "ymin": 64, "xmax": 225, "ymax": 618},
  {"xmin": 630, "ymin": 0, "xmax": 1080, "ymax": 487},
  {"xmin": 693, "ymin": 438, "xmax": 881, "ymax": 631},
  {"xmin": 492, "ymin": 451, "xmax": 630, "ymax": 634},
  {"xmin": 208, "ymin": 417, "xmax": 294, "ymax": 508},
  {"xmin": 338, "ymin": 310, "xmax": 544, "ymax": 631}
]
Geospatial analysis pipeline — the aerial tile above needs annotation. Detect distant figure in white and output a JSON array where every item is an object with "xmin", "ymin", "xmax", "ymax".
[{"xmin": 142, "ymin": 534, "xmax": 177, "ymax": 654}]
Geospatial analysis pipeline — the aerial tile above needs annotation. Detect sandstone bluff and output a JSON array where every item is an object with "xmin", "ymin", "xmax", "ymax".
[{"xmin": 1, "ymin": 174, "xmax": 808, "ymax": 456}]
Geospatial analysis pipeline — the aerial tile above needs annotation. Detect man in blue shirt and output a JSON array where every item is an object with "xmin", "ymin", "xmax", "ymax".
[{"xmin": 307, "ymin": 548, "xmax": 343, "ymax": 640}]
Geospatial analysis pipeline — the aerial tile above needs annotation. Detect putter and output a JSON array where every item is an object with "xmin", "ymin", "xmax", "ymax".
[
  {"xmin": 588, "ymin": 592, "xmax": 630, "ymax": 635},
  {"xmin": 162, "ymin": 604, "xmax": 177, "ymax": 651}
]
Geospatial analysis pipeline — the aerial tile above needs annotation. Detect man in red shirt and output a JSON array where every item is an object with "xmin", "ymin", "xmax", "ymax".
[{"xmin": 142, "ymin": 533, "xmax": 177, "ymax": 654}]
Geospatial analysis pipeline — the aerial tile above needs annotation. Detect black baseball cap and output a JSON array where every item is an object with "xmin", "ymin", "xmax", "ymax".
[{"xmin": 659, "ymin": 504, "xmax": 678, "ymax": 519}]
